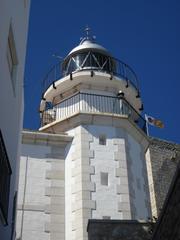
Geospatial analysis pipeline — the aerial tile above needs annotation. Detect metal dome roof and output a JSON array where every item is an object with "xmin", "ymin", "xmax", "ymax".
[
  {"xmin": 65, "ymin": 27, "xmax": 112, "ymax": 58},
  {"xmin": 67, "ymin": 39, "xmax": 112, "ymax": 57}
]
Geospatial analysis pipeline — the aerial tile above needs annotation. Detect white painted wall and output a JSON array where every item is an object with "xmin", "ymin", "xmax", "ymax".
[
  {"xmin": 126, "ymin": 133, "xmax": 151, "ymax": 219},
  {"xmin": 88, "ymin": 125, "xmax": 123, "ymax": 219},
  {"xmin": 64, "ymin": 124, "xmax": 151, "ymax": 240},
  {"xmin": 17, "ymin": 131, "xmax": 72, "ymax": 240},
  {"xmin": 0, "ymin": 0, "xmax": 30, "ymax": 239},
  {"xmin": 17, "ymin": 144, "xmax": 51, "ymax": 240},
  {"xmin": 87, "ymin": 125, "xmax": 150, "ymax": 220},
  {"xmin": 65, "ymin": 126, "xmax": 95, "ymax": 240},
  {"xmin": 65, "ymin": 129, "xmax": 75, "ymax": 240}
]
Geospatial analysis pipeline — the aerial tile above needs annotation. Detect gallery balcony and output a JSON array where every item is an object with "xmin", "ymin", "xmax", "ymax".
[
  {"xmin": 42, "ymin": 53, "xmax": 139, "ymax": 94},
  {"xmin": 40, "ymin": 92, "xmax": 146, "ymax": 133}
]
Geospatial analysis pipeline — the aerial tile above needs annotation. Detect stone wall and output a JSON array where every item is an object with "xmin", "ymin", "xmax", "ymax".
[
  {"xmin": 152, "ymin": 159, "xmax": 180, "ymax": 239},
  {"xmin": 88, "ymin": 124, "xmax": 150, "ymax": 220},
  {"xmin": 65, "ymin": 126, "xmax": 95, "ymax": 240},
  {"xmin": 64, "ymin": 123, "xmax": 150, "ymax": 240},
  {"xmin": 16, "ymin": 131, "xmax": 72, "ymax": 240},
  {"xmin": 148, "ymin": 137, "xmax": 180, "ymax": 217}
]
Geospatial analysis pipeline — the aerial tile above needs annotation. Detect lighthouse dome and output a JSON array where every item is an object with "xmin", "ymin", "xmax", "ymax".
[
  {"xmin": 67, "ymin": 38, "xmax": 111, "ymax": 57},
  {"xmin": 62, "ymin": 34, "xmax": 115, "ymax": 76}
]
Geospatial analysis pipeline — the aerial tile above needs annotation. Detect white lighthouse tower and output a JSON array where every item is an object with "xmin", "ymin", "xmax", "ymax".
[{"xmin": 39, "ymin": 28, "xmax": 151, "ymax": 240}]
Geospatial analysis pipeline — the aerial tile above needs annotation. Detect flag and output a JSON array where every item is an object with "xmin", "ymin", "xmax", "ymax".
[{"xmin": 145, "ymin": 114, "xmax": 164, "ymax": 128}]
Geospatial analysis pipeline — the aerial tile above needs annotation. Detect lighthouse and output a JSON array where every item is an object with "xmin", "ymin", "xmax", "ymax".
[{"xmin": 37, "ymin": 28, "xmax": 151, "ymax": 240}]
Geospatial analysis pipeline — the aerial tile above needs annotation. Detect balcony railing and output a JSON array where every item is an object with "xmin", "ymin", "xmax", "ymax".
[
  {"xmin": 41, "ymin": 92, "xmax": 146, "ymax": 133},
  {"xmin": 42, "ymin": 55, "xmax": 139, "ymax": 93}
]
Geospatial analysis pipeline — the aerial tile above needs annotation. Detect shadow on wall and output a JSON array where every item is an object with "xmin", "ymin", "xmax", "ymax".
[{"xmin": 87, "ymin": 219, "xmax": 154, "ymax": 240}]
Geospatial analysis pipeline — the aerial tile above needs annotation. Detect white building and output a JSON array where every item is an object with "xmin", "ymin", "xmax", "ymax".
[
  {"xmin": 0, "ymin": 1, "xmax": 31, "ymax": 239},
  {"xmin": 17, "ymin": 31, "xmax": 152, "ymax": 240}
]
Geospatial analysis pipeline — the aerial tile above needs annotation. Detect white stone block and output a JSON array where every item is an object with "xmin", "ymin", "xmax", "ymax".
[
  {"xmin": 22, "ymin": 211, "xmax": 50, "ymax": 231},
  {"xmin": 24, "ymin": 193, "xmax": 50, "ymax": 206},
  {"xmin": 74, "ymin": 157, "xmax": 90, "ymax": 168},
  {"xmin": 72, "ymin": 166, "xmax": 95, "ymax": 176},
  {"xmin": 72, "ymin": 199, "xmax": 95, "ymax": 212},
  {"xmin": 72, "ymin": 181, "xmax": 95, "ymax": 193},
  {"xmin": 120, "ymin": 177, "xmax": 129, "ymax": 185},
  {"xmin": 74, "ymin": 191, "xmax": 91, "ymax": 201},
  {"xmin": 51, "ymin": 196, "xmax": 64, "ymax": 205},
  {"xmin": 74, "ymin": 173, "xmax": 90, "ymax": 184},
  {"xmin": 117, "ymin": 184, "xmax": 129, "ymax": 194},
  {"xmin": 45, "ymin": 187, "xmax": 64, "ymax": 196},
  {"xmin": 51, "ymin": 214, "xmax": 65, "ymax": 223},
  {"xmin": 116, "ymin": 168, "xmax": 128, "ymax": 177},
  {"xmin": 44, "ymin": 222, "xmax": 65, "ymax": 233},
  {"xmin": 122, "ymin": 211, "xmax": 131, "ymax": 219},
  {"xmin": 118, "ymin": 202, "xmax": 131, "ymax": 211},
  {"xmin": 51, "ymin": 161, "xmax": 65, "ymax": 170},
  {"xmin": 73, "ymin": 208, "xmax": 91, "ymax": 219},
  {"xmin": 45, "ymin": 204, "xmax": 65, "ymax": 214},
  {"xmin": 83, "ymin": 200, "xmax": 96, "ymax": 209},
  {"xmin": 22, "ymin": 230, "xmax": 50, "ymax": 240},
  {"xmin": 114, "ymin": 152, "xmax": 126, "ymax": 161},
  {"xmin": 50, "ymin": 232, "xmax": 65, "ymax": 240},
  {"xmin": 74, "ymin": 227, "xmax": 84, "ymax": 239},
  {"xmin": 72, "ymin": 201, "xmax": 82, "ymax": 212},
  {"xmin": 23, "ymin": 204, "xmax": 45, "ymax": 211},
  {"xmin": 51, "ymin": 179, "xmax": 64, "ymax": 187},
  {"xmin": 113, "ymin": 138, "xmax": 125, "ymax": 145},
  {"xmin": 46, "ymin": 170, "xmax": 65, "ymax": 180},
  {"xmin": 114, "ymin": 152, "xmax": 122, "ymax": 161},
  {"xmin": 118, "ymin": 160, "xmax": 127, "ymax": 169}
]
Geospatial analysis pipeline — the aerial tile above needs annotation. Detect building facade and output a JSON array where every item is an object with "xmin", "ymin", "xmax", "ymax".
[
  {"xmin": 16, "ymin": 131, "xmax": 72, "ymax": 240},
  {"xmin": 152, "ymin": 156, "xmax": 180, "ymax": 240},
  {"xmin": 16, "ymin": 32, "xmax": 180, "ymax": 240},
  {"xmin": 0, "ymin": 0, "xmax": 31, "ymax": 239}
]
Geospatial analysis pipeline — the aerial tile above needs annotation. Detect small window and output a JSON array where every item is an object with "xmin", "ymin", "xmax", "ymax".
[
  {"xmin": 7, "ymin": 24, "xmax": 18, "ymax": 95},
  {"xmin": 99, "ymin": 134, "xmax": 106, "ymax": 145},
  {"xmin": 0, "ymin": 130, "xmax": 12, "ymax": 225},
  {"xmin": 103, "ymin": 216, "xmax": 111, "ymax": 220},
  {"xmin": 101, "ymin": 172, "xmax": 108, "ymax": 186}
]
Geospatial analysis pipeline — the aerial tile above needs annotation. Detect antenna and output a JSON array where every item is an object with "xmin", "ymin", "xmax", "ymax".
[
  {"xmin": 85, "ymin": 25, "xmax": 91, "ymax": 40},
  {"xmin": 80, "ymin": 26, "xmax": 96, "ymax": 44}
]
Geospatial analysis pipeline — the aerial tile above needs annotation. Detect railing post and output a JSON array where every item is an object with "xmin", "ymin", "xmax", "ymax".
[
  {"xmin": 54, "ymin": 64, "xmax": 56, "ymax": 81},
  {"xmin": 79, "ymin": 92, "xmax": 81, "ymax": 113}
]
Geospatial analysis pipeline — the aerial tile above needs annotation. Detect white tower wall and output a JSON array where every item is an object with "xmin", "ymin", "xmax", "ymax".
[
  {"xmin": 65, "ymin": 124, "xmax": 151, "ymax": 240},
  {"xmin": 16, "ymin": 131, "xmax": 73, "ymax": 240},
  {"xmin": 18, "ymin": 35, "xmax": 152, "ymax": 240}
]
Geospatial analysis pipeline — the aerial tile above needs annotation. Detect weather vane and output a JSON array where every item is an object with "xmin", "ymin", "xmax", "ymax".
[
  {"xmin": 85, "ymin": 26, "xmax": 91, "ymax": 39},
  {"xmin": 80, "ymin": 25, "xmax": 96, "ymax": 43}
]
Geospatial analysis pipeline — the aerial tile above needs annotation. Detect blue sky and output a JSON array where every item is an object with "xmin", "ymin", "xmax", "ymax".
[{"xmin": 24, "ymin": 0, "xmax": 180, "ymax": 143}]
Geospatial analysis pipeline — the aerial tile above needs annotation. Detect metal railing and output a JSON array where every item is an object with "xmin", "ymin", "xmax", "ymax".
[
  {"xmin": 42, "ymin": 56, "xmax": 139, "ymax": 93},
  {"xmin": 41, "ymin": 92, "xmax": 146, "ymax": 133},
  {"xmin": 0, "ymin": 130, "xmax": 12, "ymax": 226},
  {"xmin": 42, "ymin": 62, "xmax": 61, "ymax": 93}
]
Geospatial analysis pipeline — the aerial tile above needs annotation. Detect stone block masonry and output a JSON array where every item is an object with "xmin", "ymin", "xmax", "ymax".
[
  {"xmin": 65, "ymin": 126, "xmax": 96, "ymax": 240},
  {"xmin": 16, "ymin": 131, "xmax": 72, "ymax": 240},
  {"xmin": 147, "ymin": 137, "xmax": 180, "ymax": 217}
]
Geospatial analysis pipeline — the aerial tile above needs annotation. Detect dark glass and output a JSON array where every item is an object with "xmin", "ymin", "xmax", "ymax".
[{"xmin": 63, "ymin": 51, "xmax": 117, "ymax": 75}]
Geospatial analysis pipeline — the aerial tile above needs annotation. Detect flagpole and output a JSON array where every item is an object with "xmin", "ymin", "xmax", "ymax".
[{"xmin": 145, "ymin": 114, "xmax": 149, "ymax": 136}]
